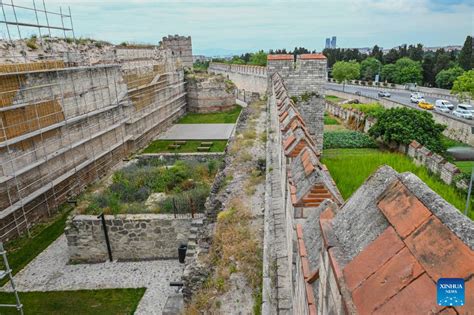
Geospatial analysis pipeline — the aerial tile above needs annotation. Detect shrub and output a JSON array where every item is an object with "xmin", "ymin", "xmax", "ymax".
[
  {"xmin": 324, "ymin": 112, "xmax": 339, "ymax": 125},
  {"xmin": 341, "ymin": 102, "xmax": 385, "ymax": 118},
  {"xmin": 26, "ymin": 37, "xmax": 38, "ymax": 50},
  {"xmin": 391, "ymin": 83, "xmax": 396, "ymax": 87},
  {"xmin": 383, "ymin": 82, "xmax": 388, "ymax": 87},
  {"xmin": 361, "ymin": 81, "xmax": 366, "ymax": 85},
  {"xmin": 368, "ymin": 107, "xmax": 446, "ymax": 153},
  {"xmin": 368, "ymin": 80, "xmax": 373, "ymax": 86},
  {"xmin": 323, "ymin": 131, "xmax": 378, "ymax": 149},
  {"xmin": 158, "ymin": 186, "xmax": 210, "ymax": 214}
]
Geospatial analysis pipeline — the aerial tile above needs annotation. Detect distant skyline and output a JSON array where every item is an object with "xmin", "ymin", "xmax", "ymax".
[{"xmin": 1, "ymin": 0, "xmax": 472, "ymax": 56}]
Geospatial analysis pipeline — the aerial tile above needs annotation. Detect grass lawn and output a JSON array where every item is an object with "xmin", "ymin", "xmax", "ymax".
[
  {"xmin": 0, "ymin": 206, "xmax": 73, "ymax": 286},
  {"xmin": 142, "ymin": 140, "xmax": 227, "ymax": 153},
  {"xmin": 322, "ymin": 148, "xmax": 473, "ymax": 219},
  {"xmin": 324, "ymin": 112, "xmax": 339, "ymax": 125},
  {"xmin": 0, "ymin": 288, "xmax": 145, "ymax": 315},
  {"xmin": 441, "ymin": 135, "xmax": 469, "ymax": 149},
  {"xmin": 177, "ymin": 106, "xmax": 242, "ymax": 124},
  {"xmin": 325, "ymin": 95, "xmax": 344, "ymax": 103},
  {"xmin": 455, "ymin": 161, "xmax": 474, "ymax": 174}
]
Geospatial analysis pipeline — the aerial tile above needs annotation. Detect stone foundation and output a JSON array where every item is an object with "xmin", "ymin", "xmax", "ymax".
[
  {"xmin": 185, "ymin": 73, "xmax": 236, "ymax": 113},
  {"xmin": 65, "ymin": 214, "xmax": 192, "ymax": 263}
]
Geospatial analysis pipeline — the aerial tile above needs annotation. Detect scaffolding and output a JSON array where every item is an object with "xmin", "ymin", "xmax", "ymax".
[
  {"xmin": 0, "ymin": 242, "xmax": 23, "ymax": 314},
  {"xmin": 0, "ymin": 1, "xmax": 188, "ymax": 241}
]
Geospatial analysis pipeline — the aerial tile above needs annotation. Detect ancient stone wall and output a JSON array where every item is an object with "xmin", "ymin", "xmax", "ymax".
[
  {"xmin": 294, "ymin": 95, "xmax": 324, "ymax": 153},
  {"xmin": 208, "ymin": 63, "xmax": 267, "ymax": 94},
  {"xmin": 65, "ymin": 214, "xmax": 192, "ymax": 262},
  {"xmin": 185, "ymin": 73, "xmax": 236, "ymax": 112},
  {"xmin": 160, "ymin": 35, "xmax": 193, "ymax": 69}
]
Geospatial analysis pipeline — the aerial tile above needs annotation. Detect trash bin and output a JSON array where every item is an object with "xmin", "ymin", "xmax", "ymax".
[{"xmin": 178, "ymin": 244, "xmax": 187, "ymax": 263}]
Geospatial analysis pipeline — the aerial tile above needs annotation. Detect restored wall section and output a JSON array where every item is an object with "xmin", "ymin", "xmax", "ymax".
[
  {"xmin": 208, "ymin": 62, "xmax": 267, "ymax": 94},
  {"xmin": 65, "ymin": 214, "xmax": 192, "ymax": 262},
  {"xmin": 185, "ymin": 73, "xmax": 236, "ymax": 113}
]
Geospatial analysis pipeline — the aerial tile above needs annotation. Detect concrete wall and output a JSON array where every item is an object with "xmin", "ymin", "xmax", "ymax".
[
  {"xmin": 326, "ymin": 89, "xmax": 474, "ymax": 145},
  {"xmin": 65, "ymin": 214, "xmax": 192, "ymax": 262},
  {"xmin": 208, "ymin": 63, "xmax": 267, "ymax": 94}
]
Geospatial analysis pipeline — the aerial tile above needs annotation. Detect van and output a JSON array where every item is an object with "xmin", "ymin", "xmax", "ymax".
[{"xmin": 435, "ymin": 100, "xmax": 454, "ymax": 110}]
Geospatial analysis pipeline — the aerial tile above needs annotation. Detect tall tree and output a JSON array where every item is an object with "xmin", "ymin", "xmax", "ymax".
[
  {"xmin": 408, "ymin": 44, "xmax": 424, "ymax": 61},
  {"xmin": 381, "ymin": 64, "xmax": 397, "ymax": 82},
  {"xmin": 384, "ymin": 48, "xmax": 400, "ymax": 64},
  {"xmin": 249, "ymin": 50, "xmax": 267, "ymax": 66},
  {"xmin": 394, "ymin": 57, "xmax": 423, "ymax": 84},
  {"xmin": 434, "ymin": 49, "xmax": 451, "ymax": 75},
  {"xmin": 360, "ymin": 57, "xmax": 382, "ymax": 81},
  {"xmin": 370, "ymin": 45, "xmax": 383, "ymax": 62},
  {"xmin": 422, "ymin": 54, "xmax": 436, "ymax": 87},
  {"xmin": 435, "ymin": 66, "xmax": 464, "ymax": 89},
  {"xmin": 332, "ymin": 60, "xmax": 360, "ymax": 91},
  {"xmin": 458, "ymin": 35, "xmax": 473, "ymax": 71},
  {"xmin": 452, "ymin": 70, "xmax": 474, "ymax": 101}
]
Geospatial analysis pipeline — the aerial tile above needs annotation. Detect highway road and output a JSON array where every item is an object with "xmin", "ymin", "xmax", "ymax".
[{"xmin": 325, "ymin": 83, "xmax": 469, "ymax": 121}]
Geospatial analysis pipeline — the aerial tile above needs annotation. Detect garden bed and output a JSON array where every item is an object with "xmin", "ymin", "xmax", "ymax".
[
  {"xmin": 142, "ymin": 140, "xmax": 227, "ymax": 153},
  {"xmin": 77, "ymin": 159, "xmax": 220, "ymax": 215}
]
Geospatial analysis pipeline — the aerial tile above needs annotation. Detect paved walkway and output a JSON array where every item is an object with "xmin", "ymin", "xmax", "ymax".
[
  {"xmin": 159, "ymin": 124, "xmax": 235, "ymax": 140},
  {"xmin": 2, "ymin": 235, "xmax": 183, "ymax": 314}
]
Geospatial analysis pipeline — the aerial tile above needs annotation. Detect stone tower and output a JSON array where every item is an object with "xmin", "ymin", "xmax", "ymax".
[{"xmin": 159, "ymin": 35, "xmax": 193, "ymax": 69}]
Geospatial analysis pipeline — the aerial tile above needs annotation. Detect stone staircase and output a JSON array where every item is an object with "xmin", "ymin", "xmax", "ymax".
[{"xmin": 186, "ymin": 218, "xmax": 204, "ymax": 258}]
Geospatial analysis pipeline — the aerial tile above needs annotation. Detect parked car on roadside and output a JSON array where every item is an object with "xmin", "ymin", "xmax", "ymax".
[
  {"xmin": 355, "ymin": 91, "xmax": 361, "ymax": 96},
  {"xmin": 378, "ymin": 91, "xmax": 391, "ymax": 97},
  {"xmin": 434, "ymin": 103, "xmax": 450, "ymax": 113},
  {"xmin": 453, "ymin": 108, "xmax": 473, "ymax": 120},
  {"xmin": 435, "ymin": 100, "xmax": 454, "ymax": 110},
  {"xmin": 418, "ymin": 101, "xmax": 434, "ymax": 110}
]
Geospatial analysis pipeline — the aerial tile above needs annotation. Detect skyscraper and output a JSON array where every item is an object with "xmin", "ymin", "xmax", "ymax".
[
  {"xmin": 325, "ymin": 38, "xmax": 331, "ymax": 49},
  {"xmin": 331, "ymin": 36, "xmax": 337, "ymax": 49}
]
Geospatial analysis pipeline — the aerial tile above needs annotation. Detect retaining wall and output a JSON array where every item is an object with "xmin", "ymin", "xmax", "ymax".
[
  {"xmin": 65, "ymin": 214, "xmax": 192, "ymax": 262},
  {"xmin": 137, "ymin": 152, "xmax": 225, "ymax": 165}
]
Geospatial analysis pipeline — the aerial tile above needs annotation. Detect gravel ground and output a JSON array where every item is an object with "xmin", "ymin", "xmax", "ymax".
[{"xmin": 2, "ymin": 235, "xmax": 184, "ymax": 315}]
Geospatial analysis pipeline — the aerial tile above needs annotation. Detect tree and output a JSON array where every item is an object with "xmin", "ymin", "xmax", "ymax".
[
  {"xmin": 408, "ymin": 44, "xmax": 424, "ymax": 61},
  {"xmin": 360, "ymin": 57, "xmax": 382, "ymax": 81},
  {"xmin": 422, "ymin": 54, "xmax": 436, "ymax": 87},
  {"xmin": 458, "ymin": 36, "xmax": 473, "ymax": 71},
  {"xmin": 248, "ymin": 50, "xmax": 267, "ymax": 66},
  {"xmin": 332, "ymin": 61, "xmax": 360, "ymax": 91},
  {"xmin": 394, "ymin": 57, "xmax": 423, "ymax": 84},
  {"xmin": 434, "ymin": 49, "xmax": 452, "ymax": 75},
  {"xmin": 381, "ymin": 64, "xmax": 397, "ymax": 83},
  {"xmin": 384, "ymin": 48, "xmax": 400, "ymax": 64},
  {"xmin": 452, "ymin": 70, "xmax": 474, "ymax": 101},
  {"xmin": 369, "ymin": 107, "xmax": 446, "ymax": 153},
  {"xmin": 435, "ymin": 66, "xmax": 464, "ymax": 89},
  {"xmin": 370, "ymin": 45, "xmax": 383, "ymax": 61}
]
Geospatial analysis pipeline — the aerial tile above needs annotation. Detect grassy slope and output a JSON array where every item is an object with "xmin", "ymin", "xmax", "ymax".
[
  {"xmin": 0, "ymin": 289, "xmax": 145, "ymax": 315},
  {"xmin": 177, "ymin": 106, "xmax": 242, "ymax": 124},
  {"xmin": 322, "ymin": 148, "xmax": 473, "ymax": 219},
  {"xmin": 455, "ymin": 161, "xmax": 474, "ymax": 174},
  {"xmin": 0, "ymin": 206, "xmax": 72, "ymax": 286},
  {"xmin": 143, "ymin": 140, "xmax": 227, "ymax": 153}
]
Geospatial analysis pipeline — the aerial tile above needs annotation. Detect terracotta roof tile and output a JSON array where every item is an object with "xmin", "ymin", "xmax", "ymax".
[
  {"xmin": 377, "ymin": 180, "xmax": 432, "ymax": 238},
  {"xmin": 343, "ymin": 227, "xmax": 405, "ymax": 292},
  {"xmin": 305, "ymin": 283, "xmax": 316, "ymax": 305},
  {"xmin": 404, "ymin": 216, "xmax": 474, "ymax": 281},
  {"xmin": 298, "ymin": 238, "xmax": 308, "ymax": 258},
  {"xmin": 351, "ymin": 247, "xmax": 424, "ymax": 314},
  {"xmin": 320, "ymin": 207, "xmax": 334, "ymax": 220},
  {"xmin": 299, "ymin": 53, "xmax": 327, "ymax": 60},
  {"xmin": 267, "ymin": 54, "xmax": 293, "ymax": 61},
  {"xmin": 283, "ymin": 135, "xmax": 296, "ymax": 150},
  {"xmin": 457, "ymin": 277, "xmax": 473, "ymax": 314},
  {"xmin": 279, "ymin": 111, "xmax": 289, "ymax": 122},
  {"xmin": 373, "ymin": 274, "xmax": 440, "ymax": 315}
]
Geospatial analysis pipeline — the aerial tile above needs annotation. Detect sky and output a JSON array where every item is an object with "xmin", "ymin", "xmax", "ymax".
[{"xmin": 1, "ymin": 0, "xmax": 473, "ymax": 56}]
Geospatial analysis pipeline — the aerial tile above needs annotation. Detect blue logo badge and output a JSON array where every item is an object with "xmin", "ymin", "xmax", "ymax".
[{"xmin": 437, "ymin": 278, "xmax": 465, "ymax": 306}]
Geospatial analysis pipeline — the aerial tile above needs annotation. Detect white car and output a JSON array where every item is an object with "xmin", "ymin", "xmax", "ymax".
[
  {"xmin": 410, "ymin": 95, "xmax": 424, "ymax": 103},
  {"xmin": 410, "ymin": 92, "xmax": 424, "ymax": 99},
  {"xmin": 457, "ymin": 103, "xmax": 474, "ymax": 114},
  {"xmin": 378, "ymin": 91, "xmax": 391, "ymax": 97},
  {"xmin": 434, "ymin": 103, "xmax": 450, "ymax": 113},
  {"xmin": 435, "ymin": 100, "xmax": 454, "ymax": 110},
  {"xmin": 453, "ymin": 108, "xmax": 473, "ymax": 120}
]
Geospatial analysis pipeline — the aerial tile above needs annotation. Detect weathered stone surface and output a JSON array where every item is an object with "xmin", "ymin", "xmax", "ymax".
[{"xmin": 65, "ymin": 214, "xmax": 193, "ymax": 263}]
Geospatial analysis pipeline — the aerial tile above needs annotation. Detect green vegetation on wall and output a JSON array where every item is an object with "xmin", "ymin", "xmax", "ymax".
[{"xmin": 323, "ymin": 131, "xmax": 378, "ymax": 149}]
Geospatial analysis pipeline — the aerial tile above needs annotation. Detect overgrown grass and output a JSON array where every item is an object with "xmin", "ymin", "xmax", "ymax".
[
  {"xmin": 177, "ymin": 106, "xmax": 242, "ymax": 124},
  {"xmin": 0, "ymin": 288, "xmax": 145, "ymax": 315},
  {"xmin": 186, "ymin": 199, "xmax": 262, "ymax": 313},
  {"xmin": 341, "ymin": 102, "xmax": 385, "ymax": 118},
  {"xmin": 324, "ymin": 112, "xmax": 339, "ymax": 125},
  {"xmin": 142, "ymin": 140, "xmax": 227, "ymax": 153},
  {"xmin": 442, "ymin": 135, "xmax": 469, "ymax": 149},
  {"xmin": 80, "ymin": 160, "xmax": 219, "ymax": 215},
  {"xmin": 0, "ymin": 205, "xmax": 73, "ymax": 286},
  {"xmin": 323, "ymin": 131, "xmax": 378, "ymax": 149},
  {"xmin": 322, "ymin": 148, "xmax": 473, "ymax": 219},
  {"xmin": 325, "ymin": 95, "xmax": 344, "ymax": 103}
]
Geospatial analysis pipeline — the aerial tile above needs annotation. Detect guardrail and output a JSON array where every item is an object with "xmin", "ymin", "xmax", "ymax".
[{"xmin": 325, "ymin": 82, "xmax": 459, "ymax": 102}]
